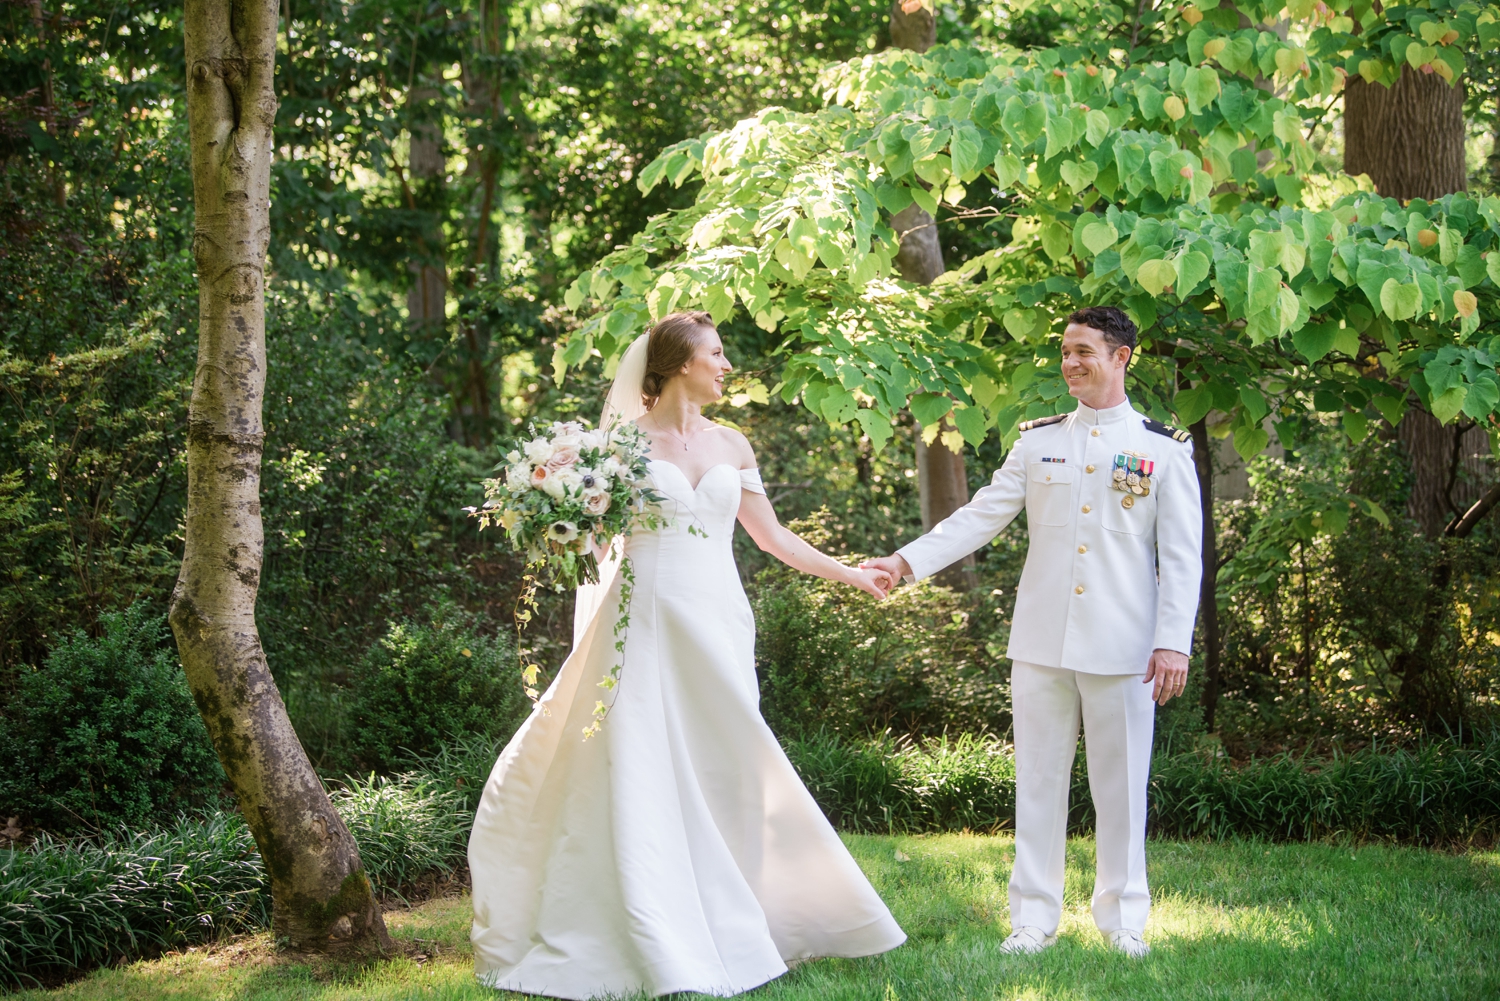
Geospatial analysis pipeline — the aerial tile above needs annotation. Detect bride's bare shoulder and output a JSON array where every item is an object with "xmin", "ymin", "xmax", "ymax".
[{"xmin": 706, "ymin": 422, "xmax": 757, "ymax": 468}]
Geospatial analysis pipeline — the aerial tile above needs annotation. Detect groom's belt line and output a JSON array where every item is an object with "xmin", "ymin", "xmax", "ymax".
[{"xmin": 1018, "ymin": 414, "xmax": 1067, "ymax": 432}]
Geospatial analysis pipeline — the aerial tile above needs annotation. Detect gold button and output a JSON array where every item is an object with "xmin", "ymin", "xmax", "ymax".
[
  {"xmin": 1082, "ymin": 504, "xmax": 1091, "ymax": 514},
  {"xmin": 1122, "ymin": 495, "xmax": 1135, "ymax": 509},
  {"xmin": 1075, "ymin": 585, "xmax": 1085, "ymax": 594},
  {"xmin": 1086, "ymin": 464, "xmax": 1096, "ymax": 473},
  {"xmin": 1078, "ymin": 545, "xmax": 1087, "ymax": 554},
  {"xmin": 1091, "ymin": 428, "xmax": 1100, "ymax": 436},
  {"xmin": 1045, "ymin": 474, "xmax": 1052, "ymax": 481}
]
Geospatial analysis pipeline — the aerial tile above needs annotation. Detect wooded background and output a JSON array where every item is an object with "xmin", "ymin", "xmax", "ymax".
[{"xmin": 4, "ymin": 0, "xmax": 1500, "ymax": 954}]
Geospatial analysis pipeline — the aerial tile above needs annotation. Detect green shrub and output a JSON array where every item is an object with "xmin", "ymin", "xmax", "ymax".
[
  {"xmin": 784, "ymin": 730, "xmax": 1500, "ymax": 843},
  {"xmin": 0, "ymin": 813, "xmax": 268, "ymax": 990},
  {"xmin": 1149, "ymin": 737, "xmax": 1500, "ymax": 843},
  {"xmin": 330, "ymin": 772, "xmax": 470, "ymax": 899},
  {"xmin": 0, "ymin": 605, "xmax": 226, "ymax": 834},
  {"xmin": 752, "ymin": 548, "xmax": 1012, "ymax": 740},
  {"xmin": 345, "ymin": 601, "xmax": 527, "ymax": 773},
  {"xmin": 406, "ymin": 731, "xmax": 511, "ymax": 814}
]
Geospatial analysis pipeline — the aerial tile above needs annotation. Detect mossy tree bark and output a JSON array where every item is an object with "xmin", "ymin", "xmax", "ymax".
[
  {"xmin": 889, "ymin": 0, "xmax": 974, "ymax": 588},
  {"xmin": 171, "ymin": 0, "xmax": 391, "ymax": 954}
]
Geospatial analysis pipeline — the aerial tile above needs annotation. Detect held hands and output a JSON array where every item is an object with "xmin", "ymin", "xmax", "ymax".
[
  {"xmin": 858, "ymin": 554, "xmax": 912, "ymax": 585},
  {"xmin": 1144, "ymin": 648, "xmax": 1189, "ymax": 705},
  {"xmin": 849, "ymin": 565, "xmax": 895, "ymax": 600}
]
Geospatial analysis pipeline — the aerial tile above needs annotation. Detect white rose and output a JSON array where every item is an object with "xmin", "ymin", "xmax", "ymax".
[
  {"xmin": 541, "ymin": 473, "xmax": 567, "ymax": 499},
  {"xmin": 506, "ymin": 450, "xmax": 521, "ymax": 463},
  {"xmin": 579, "ymin": 430, "xmax": 603, "ymax": 451},
  {"xmin": 524, "ymin": 438, "xmax": 554, "ymax": 464},
  {"xmin": 554, "ymin": 468, "xmax": 584, "ymax": 494}
]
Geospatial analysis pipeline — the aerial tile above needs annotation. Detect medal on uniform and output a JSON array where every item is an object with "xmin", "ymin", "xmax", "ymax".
[{"xmin": 1110, "ymin": 452, "xmax": 1154, "ymax": 498}]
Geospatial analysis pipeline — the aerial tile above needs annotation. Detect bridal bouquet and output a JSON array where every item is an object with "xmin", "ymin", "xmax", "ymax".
[{"xmin": 471, "ymin": 420, "xmax": 665, "ymax": 589}]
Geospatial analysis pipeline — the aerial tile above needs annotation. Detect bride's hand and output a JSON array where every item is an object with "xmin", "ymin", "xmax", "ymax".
[{"xmin": 849, "ymin": 566, "xmax": 894, "ymax": 600}]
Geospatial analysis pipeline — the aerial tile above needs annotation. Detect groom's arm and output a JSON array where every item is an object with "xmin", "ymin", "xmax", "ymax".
[
  {"xmin": 894, "ymin": 436, "xmax": 1029, "ymax": 582},
  {"xmin": 1151, "ymin": 440, "xmax": 1204, "ymax": 655}
]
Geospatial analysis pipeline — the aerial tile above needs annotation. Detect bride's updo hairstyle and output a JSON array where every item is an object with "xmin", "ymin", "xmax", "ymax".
[{"xmin": 642, "ymin": 310, "xmax": 715, "ymax": 410}]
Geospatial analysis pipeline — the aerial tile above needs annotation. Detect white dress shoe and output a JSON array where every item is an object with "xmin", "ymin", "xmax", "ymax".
[
  {"xmin": 1105, "ymin": 929, "xmax": 1150, "ymax": 957},
  {"xmin": 999, "ymin": 926, "xmax": 1058, "ymax": 954}
]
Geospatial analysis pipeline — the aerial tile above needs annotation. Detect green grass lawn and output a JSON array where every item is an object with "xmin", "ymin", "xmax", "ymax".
[{"xmin": 18, "ymin": 834, "xmax": 1500, "ymax": 1001}]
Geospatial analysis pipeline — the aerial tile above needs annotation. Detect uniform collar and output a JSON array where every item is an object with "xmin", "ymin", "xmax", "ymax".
[{"xmin": 1072, "ymin": 397, "xmax": 1135, "ymax": 426}]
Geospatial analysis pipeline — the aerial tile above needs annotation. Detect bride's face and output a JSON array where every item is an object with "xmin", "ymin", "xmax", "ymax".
[{"xmin": 673, "ymin": 326, "xmax": 733, "ymax": 403}]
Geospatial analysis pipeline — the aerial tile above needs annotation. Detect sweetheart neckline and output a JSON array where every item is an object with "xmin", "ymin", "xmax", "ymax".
[{"xmin": 647, "ymin": 460, "xmax": 741, "ymax": 493}]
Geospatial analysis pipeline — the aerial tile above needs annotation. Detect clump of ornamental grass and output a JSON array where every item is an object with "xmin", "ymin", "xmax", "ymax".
[{"xmin": 0, "ymin": 813, "xmax": 267, "ymax": 990}]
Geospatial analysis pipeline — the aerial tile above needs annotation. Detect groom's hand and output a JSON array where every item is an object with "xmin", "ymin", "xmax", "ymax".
[
  {"xmin": 1144, "ymin": 649, "xmax": 1189, "ymax": 705},
  {"xmin": 859, "ymin": 554, "xmax": 912, "ymax": 584}
]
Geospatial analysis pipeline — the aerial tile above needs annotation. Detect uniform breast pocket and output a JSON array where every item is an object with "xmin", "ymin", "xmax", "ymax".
[
  {"xmin": 1103, "ymin": 489, "xmax": 1154, "ymax": 535},
  {"xmin": 1026, "ymin": 464, "xmax": 1075, "ymax": 527}
]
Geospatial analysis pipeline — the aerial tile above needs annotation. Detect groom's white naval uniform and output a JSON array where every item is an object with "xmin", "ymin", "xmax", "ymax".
[{"xmin": 897, "ymin": 397, "xmax": 1202, "ymax": 940}]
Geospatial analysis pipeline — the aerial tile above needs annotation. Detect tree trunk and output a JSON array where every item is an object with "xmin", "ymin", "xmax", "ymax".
[
  {"xmin": 1398, "ymin": 410, "xmax": 1490, "ymax": 538},
  {"xmin": 888, "ymin": 1, "xmax": 972, "ymax": 586},
  {"xmin": 407, "ymin": 85, "xmax": 447, "ymax": 333},
  {"xmin": 1188, "ymin": 419, "xmax": 1221, "ymax": 731},
  {"xmin": 1344, "ymin": 67, "xmax": 1467, "ymax": 200},
  {"xmin": 173, "ymin": 0, "xmax": 390, "ymax": 955}
]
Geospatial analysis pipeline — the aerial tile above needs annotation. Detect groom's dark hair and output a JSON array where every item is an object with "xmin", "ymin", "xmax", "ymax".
[{"xmin": 1066, "ymin": 306, "xmax": 1137, "ymax": 359}]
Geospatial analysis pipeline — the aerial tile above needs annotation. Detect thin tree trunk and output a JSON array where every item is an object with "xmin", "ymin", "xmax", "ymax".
[
  {"xmin": 173, "ymin": 0, "xmax": 390, "ymax": 954},
  {"xmin": 407, "ymin": 84, "xmax": 447, "ymax": 332},
  {"xmin": 888, "ymin": 1, "xmax": 972, "ymax": 587},
  {"xmin": 1344, "ymin": 66, "xmax": 1467, "ymax": 200},
  {"xmin": 1188, "ymin": 418, "xmax": 1221, "ymax": 731}
]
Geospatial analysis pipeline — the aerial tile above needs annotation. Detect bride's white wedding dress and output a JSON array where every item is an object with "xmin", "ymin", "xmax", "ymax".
[{"xmin": 468, "ymin": 459, "xmax": 906, "ymax": 999}]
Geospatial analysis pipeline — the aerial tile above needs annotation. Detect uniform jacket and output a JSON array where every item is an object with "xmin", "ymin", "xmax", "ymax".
[{"xmin": 897, "ymin": 398, "xmax": 1203, "ymax": 675}]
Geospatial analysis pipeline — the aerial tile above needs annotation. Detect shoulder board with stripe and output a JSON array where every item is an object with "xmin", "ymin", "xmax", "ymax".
[
  {"xmin": 1017, "ymin": 414, "xmax": 1068, "ymax": 433},
  {"xmin": 1143, "ymin": 418, "xmax": 1192, "ymax": 443}
]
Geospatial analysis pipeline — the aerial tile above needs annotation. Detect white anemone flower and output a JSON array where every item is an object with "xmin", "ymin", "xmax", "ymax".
[{"xmin": 548, "ymin": 520, "xmax": 580, "ymax": 544}]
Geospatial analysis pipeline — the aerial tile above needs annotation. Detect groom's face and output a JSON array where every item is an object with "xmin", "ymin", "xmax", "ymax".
[{"xmin": 1061, "ymin": 323, "xmax": 1130, "ymax": 405}]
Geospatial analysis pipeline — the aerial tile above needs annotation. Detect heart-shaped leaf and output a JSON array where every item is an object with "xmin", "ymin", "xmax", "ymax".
[
  {"xmin": 1137, "ymin": 258, "xmax": 1175, "ymax": 296},
  {"xmin": 1081, "ymin": 220, "xmax": 1119, "ymax": 255},
  {"xmin": 1085, "ymin": 109, "xmax": 1110, "ymax": 147},
  {"xmin": 1453, "ymin": 289, "xmax": 1478, "ymax": 318},
  {"xmin": 993, "ymin": 152, "xmax": 1023, "ymax": 190},
  {"xmin": 1430, "ymin": 385, "xmax": 1467, "ymax": 425},
  {"xmin": 1041, "ymin": 219, "xmax": 1073, "ymax": 262},
  {"xmin": 1059, "ymin": 159, "xmax": 1099, "ymax": 193},
  {"xmin": 909, "ymin": 392, "xmax": 954, "ymax": 428},
  {"xmin": 1379, "ymin": 278, "xmax": 1422, "ymax": 320},
  {"xmin": 1174, "ymin": 385, "xmax": 1214, "ymax": 427},
  {"xmin": 1174, "ymin": 250, "xmax": 1211, "ymax": 297},
  {"xmin": 1183, "ymin": 66, "xmax": 1221, "ymax": 114}
]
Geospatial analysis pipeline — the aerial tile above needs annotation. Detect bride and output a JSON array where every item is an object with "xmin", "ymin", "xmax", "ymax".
[{"xmin": 468, "ymin": 311, "xmax": 907, "ymax": 998}]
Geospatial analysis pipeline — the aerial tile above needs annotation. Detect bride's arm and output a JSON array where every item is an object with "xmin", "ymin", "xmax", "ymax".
[{"xmin": 737, "ymin": 492, "xmax": 891, "ymax": 599}]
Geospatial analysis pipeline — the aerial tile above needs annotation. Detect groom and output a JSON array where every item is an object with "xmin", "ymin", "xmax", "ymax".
[{"xmin": 863, "ymin": 306, "xmax": 1202, "ymax": 957}]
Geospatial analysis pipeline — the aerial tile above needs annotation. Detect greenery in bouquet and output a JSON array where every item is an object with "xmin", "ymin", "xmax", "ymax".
[
  {"xmin": 470, "ymin": 420, "xmax": 668, "ymax": 734},
  {"xmin": 472, "ymin": 420, "xmax": 665, "ymax": 590}
]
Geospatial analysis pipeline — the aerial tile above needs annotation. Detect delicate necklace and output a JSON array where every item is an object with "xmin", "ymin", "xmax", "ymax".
[{"xmin": 655, "ymin": 424, "xmax": 698, "ymax": 451}]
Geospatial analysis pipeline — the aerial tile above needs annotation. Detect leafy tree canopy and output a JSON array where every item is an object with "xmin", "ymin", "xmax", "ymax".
[{"xmin": 556, "ymin": 0, "xmax": 1500, "ymax": 510}]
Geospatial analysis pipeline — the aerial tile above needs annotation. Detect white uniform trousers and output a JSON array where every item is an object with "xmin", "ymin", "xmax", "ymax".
[{"xmin": 1009, "ymin": 661, "xmax": 1155, "ymax": 936}]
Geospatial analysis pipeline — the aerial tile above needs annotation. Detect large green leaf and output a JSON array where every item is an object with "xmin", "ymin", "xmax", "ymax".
[
  {"xmin": 1379, "ymin": 278, "xmax": 1421, "ymax": 321},
  {"xmin": 909, "ymin": 392, "xmax": 954, "ymax": 428}
]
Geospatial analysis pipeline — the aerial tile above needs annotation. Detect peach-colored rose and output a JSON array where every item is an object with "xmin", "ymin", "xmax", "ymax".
[
  {"xmin": 584, "ymin": 490, "xmax": 611, "ymax": 515},
  {"xmin": 530, "ymin": 464, "xmax": 550, "ymax": 486},
  {"xmin": 547, "ymin": 445, "xmax": 580, "ymax": 470}
]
